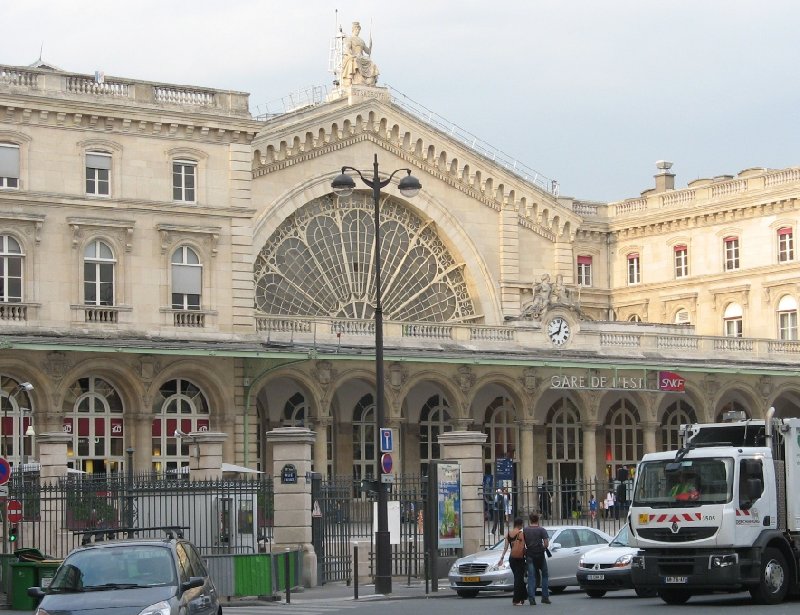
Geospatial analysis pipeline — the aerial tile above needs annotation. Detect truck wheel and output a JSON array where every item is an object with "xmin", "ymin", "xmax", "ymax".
[
  {"xmin": 749, "ymin": 547, "xmax": 788, "ymax": 604},
  {"xmin": 585, "ymin": 589, "xmax": 606, "ymax": 598},
  {"xmin": 658, "ymin": 589, "xmax": 691, "ymax": 604}
]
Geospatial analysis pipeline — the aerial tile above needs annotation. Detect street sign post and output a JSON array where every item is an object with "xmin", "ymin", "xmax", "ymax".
[{"xmin": 6, "ymin": 499, "xmax": 22, "ymax": 524}]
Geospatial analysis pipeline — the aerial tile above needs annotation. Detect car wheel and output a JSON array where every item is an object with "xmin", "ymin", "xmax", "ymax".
[
  {"xmin": 456, "ymin": 590, "xmax": 479, "ymax": 598},
  {"xmin": 634, "ymin": 587, "xmax": 658, "ymax": 598},
  {"xmin": 549, "ymin": 586, "xmax": 565, "ymax": 594},
  {"xmin": 749, "ymin": 547, "xmax": 789, "ymax": 605},
  {"xmin": 658, "ymin": 589, "xmax": 691, "ymax": 604},
  {"xmin": 585, "ymin": 589, "xmax": 606, "ymax": 598}
]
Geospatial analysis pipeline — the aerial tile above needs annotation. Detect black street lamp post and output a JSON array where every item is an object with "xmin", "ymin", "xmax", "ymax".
[{"xmin": 331, "ymin": 154, "xmax": 421, "ymax": 595}]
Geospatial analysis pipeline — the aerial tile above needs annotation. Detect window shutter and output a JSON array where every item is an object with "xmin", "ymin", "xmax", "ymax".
[
  {"xmin": 577, "ymin": 255, "xmax": 592, "ymax": 265},
  {"xmin": 86, "ymin": 152, "xmax": 112, "ymax": 170},
  {"xmin": 723, "ymin": 236, "xmax": 737, "ymax": 243},
  {"xmin": 674, "ymin": 244, "xmax": 687, "ymax": 252},
  {"xmin": 777, "ymin": 227, "xmax": 792, "ymax": 236},
  {"xmin": 627, "ymin": 253, "xmax": 639, "ymax": 260},
  {"xmin": 172, "ymin": 264, "xmax": 202, "ymax": 294},
  {"xmin": 0, "ymin": 144, "xmax": 20, "ymax": 177}
]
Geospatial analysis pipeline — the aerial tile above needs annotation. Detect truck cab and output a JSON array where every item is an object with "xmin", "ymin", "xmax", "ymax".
[{"xmin": 628, "ymin": 415, "xmax": 800, "ymax": 604}]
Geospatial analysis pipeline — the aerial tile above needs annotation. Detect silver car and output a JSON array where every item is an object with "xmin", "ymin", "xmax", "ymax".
[{"xmin": 449, "ymin": 525, "xmax": 613, "ymax": 598}]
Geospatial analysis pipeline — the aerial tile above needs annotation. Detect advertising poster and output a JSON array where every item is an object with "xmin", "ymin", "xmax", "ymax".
[{"xmin": 436, "ymin": 462, "xmax": 463, "ymax": 549}]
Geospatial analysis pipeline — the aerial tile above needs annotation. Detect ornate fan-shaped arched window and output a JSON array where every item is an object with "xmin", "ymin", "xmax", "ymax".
[{"xmin": 254, "ymin": 194, "xmax": 477, "ymax": 322}]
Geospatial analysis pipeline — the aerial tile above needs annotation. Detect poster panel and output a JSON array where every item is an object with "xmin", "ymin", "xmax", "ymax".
[{"xmin": 436, "ymin": 462, "xmax": 463, "ymax": 549}]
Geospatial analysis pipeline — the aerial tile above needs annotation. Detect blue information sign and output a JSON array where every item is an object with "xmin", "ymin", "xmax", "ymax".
[{"xmin": 495, "ymin": 457, "xmax": 513, "ymax": 481}]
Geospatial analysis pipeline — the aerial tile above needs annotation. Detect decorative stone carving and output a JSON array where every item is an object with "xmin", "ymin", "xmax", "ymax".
[
  {"xmin": 704, "ymin": 374, "xmax": 719, "ymax": 397},
  {"xmin": 44, "ymin": 351, "xmax": 71, "ymax": 380},
  {"xmin": 389, "ymin": 363, "xmax": 406, "ymax": 389},
  {"xmin": 139, "ymin": 355, "xmax": 157, "ymax": 381},
  {"xmin": 455, "ymin": 365, "xmax": 475, "ymax": 393},
  {"xmin": 514, "ymin": 273, "xmax": 586, "ymax": 321},
  {"xmin": 521, "ymin": 368, "xmax": 537, "ymax": 393},
  {"xmin": 758, "ymin": 375, "xmax": 773, "ymax": 398},
  {"xmin": 340, "ymin": 22, "xmax": 379, "ymax": 86},
  {"xmin": 314, "ymin": 360, "xmax": 333, "ymax": 385}
]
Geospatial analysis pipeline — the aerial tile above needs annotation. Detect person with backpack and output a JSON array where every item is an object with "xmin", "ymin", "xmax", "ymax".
[
  {"xmin": 498, "ymin": 517, "xmax": 527, "ymax": 605},
  {"xmin": 523, "ymin": 513, "xmax": 551, "ymax": 605}
]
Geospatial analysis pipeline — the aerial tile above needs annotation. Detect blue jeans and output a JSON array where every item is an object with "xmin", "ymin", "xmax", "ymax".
[{"xmin": 526, "ymin": 553, "xmax": 549, "ymax": 602}]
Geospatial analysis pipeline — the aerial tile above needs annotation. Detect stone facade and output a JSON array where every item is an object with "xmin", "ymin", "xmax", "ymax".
[{"xmin": 0, "ymin": 61, "xmax": 799, "ymax": 488}]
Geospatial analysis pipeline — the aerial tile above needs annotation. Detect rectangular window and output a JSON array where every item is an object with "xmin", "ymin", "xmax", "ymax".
[
  {"xmin": 627, "ymin": 253, "xmax": 640, "ymax": 285},
  {"xmin": 86, "ymin": 152, "xmax": 111, "ymax": 196},
  {"xmin": 0, "ymin": 144, "xmax": 20, "ymax": 189},
  {"xmin": 725, "ymin": 318, "xmax": 743, "ymax": 338},
  {"xmin": 674, "ymin": 245, "xmax": 688, "ymax": 278},
  {"xmin": 577, "ymin": 255, "xmax": 592, "ymax": 287},
  {"xmin": 84, "ymin": 262, "xmax": 114, "ymax": 306},
  {"xmin": 779, "ymin": 311, "xmax": 798, "ymax": 340},
  {"xmin": 778, "ymin": 227, "xmax": 794, "ymax": 263},
  {"xmin": 173, "ymin": 161, "xmax": 196, "ymax": 202},
  {"xmin": 171, "ymin": 262, "xmax": 202, "ymax": 310},
  {"xmin": 724, "ymin": 237, "xmax": 740, "ymax": 271}
]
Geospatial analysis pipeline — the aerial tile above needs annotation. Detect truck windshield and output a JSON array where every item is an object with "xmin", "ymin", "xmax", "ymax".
[{"xmin": 632, "ymin": 457, "xmax": 733, "ymax": 508}]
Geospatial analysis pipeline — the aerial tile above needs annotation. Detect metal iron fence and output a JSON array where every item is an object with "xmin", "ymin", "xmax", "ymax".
[
  {"xmin": 481, "ymin": 477, "xmax": 630, "ymax": 547},
  {"xmin": 6, "ymin": 471, "xmax": 274, "ymax": 559}
]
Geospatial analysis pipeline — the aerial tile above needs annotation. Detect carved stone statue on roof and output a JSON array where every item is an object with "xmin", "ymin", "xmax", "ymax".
[
  {"xmin": 514, "ymin": 273, "xmax": 587, "ymax": 322},
  {"xmin": 340, "ymin": 21, "xmax": 380, "ymax": 86}
]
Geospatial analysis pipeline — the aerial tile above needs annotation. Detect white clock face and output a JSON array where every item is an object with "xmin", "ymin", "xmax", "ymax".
[{"xmin": 547, "ymin": 317, "xmax": 571, "ymax": 346}]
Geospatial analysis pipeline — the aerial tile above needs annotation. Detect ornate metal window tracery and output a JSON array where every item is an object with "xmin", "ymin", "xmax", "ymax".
[{"xmin": 254, "ymin": 194, "xmax": 477, "ymax": 322}]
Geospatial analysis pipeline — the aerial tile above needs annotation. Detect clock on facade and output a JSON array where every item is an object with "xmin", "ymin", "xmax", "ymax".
[{"xmin": 546, "ymin": 316, "xmax": 571, "ymax": 346}]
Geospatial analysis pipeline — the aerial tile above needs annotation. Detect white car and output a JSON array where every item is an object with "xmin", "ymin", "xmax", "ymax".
[
  {"xmin": 576, "ymin": 525, "xmax": 656, "ymax": 598},
  {"xmin": 449, "ymin": 525, "xmax": 612, "ymax": 598}
]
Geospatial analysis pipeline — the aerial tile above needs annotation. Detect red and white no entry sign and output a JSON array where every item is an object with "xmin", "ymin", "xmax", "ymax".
[{"xmin": 6, "ymin": 499, "xmax": 22, "ymax": 523}]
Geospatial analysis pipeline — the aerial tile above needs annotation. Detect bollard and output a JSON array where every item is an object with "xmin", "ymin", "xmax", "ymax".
[
  {"xmin": 407, "ymin": 537, "xmax": 413, "ymax": 587},
  {"xmin": 284, "ymin": 548, "xmax": 291, "ymax": 604},
  {"xmin": 424, "ymin": 549, "xmax": 429, "ymax": 595},
  {"xmin": 353, "ymin": 543, "xmax": 359, "ymax": 600}
]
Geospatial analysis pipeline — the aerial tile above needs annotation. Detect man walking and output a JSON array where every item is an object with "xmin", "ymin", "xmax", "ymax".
[{"xmin": 523, "ymin": 512, "xmax": 551, "ymax": 605}]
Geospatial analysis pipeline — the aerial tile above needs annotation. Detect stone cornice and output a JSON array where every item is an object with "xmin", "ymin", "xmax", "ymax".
[{"xmin": 0, "ymin": 99, "xmax": 260, "ymax": 145}]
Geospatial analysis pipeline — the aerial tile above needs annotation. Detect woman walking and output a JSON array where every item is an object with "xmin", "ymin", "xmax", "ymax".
[{"xmin": 498, "ymin": 517, "xmax": 528, "ymax": 605}]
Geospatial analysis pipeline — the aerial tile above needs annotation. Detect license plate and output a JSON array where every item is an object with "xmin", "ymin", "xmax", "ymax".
[
  {"xmin": 462, "ymin": 576, "xmax": 480, "ymax": 583},
  {"xmin": 665, "ymin": 576, "xmax": 687, "ymax": 584},
  {"xmin": 588, "ymin": 574, "xmax": 605, "ymax": 580}
]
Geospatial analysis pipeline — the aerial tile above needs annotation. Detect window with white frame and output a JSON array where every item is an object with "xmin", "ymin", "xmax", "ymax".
[
  {"xmin": 606, "ymin": 399, "xmax": 644, "ymax": 469},
  {"xmin": 661, "ymin": 400, "xmax": 696, "ymax": 451},
  {"xmin": 778, "ymin": 227, "xmax": 794, "ymax": 263},
  {"xmin": 419, "ymin": 395, "xmax": 452, "ymax": 476},
  {"xmin": 545, "ymin": 398, "xmax": 583, "ymax": 484},
  {"xmin": 352, "ymin": 394, "xmax": 376, "ymax": 484},
  {"xmin": 628, "ymin": 314, "xmax": 642, "ymax": 322},
  {"xmin": 172, "ymin": 160, "xmax": 196, "ymax": 203},
  {"xmin": 62, "ymin": 376, "xmax": 125, "ymax": 474},
  {"xmin": 577, "ymin": 255, "xmax": 592, "ymax": 286},
  {"xmin": 85, "ymin": 152, "xmax": 111, "ymax": 196},
  {"xmin": 151, "ymin": 378, "xmax": 210, "ymax": 473},
  {"xmin": 674, "ymin": 244, "xmax": 688, "ymax": 278},
  {"xmin": 171, "ymin": 246, "xmax": 202, "ymax": 310},
  {"xmin": 282, "ymin": 392, "xmax": 306, "ymax": 427},
  {"xmin": 777, "ymin": 295, "xmax": 798, "ymax": 340},
  {"xmin": 482, "ymin": 396, "xmax": 518, "ymax": 476},
  {"xmin": 627, "ymin": 253, "xmax": 640, "ymax": 285},
  {"xmin": 84, "ymin": 240, "xmax": 115, "ymax": 306},
  {"xmin": 724, "ymin": 236, "xmax": 740, "ymax": 271},
  {"xmin": 724, "ymin": 302, "xmax": 743, "ymax": 337},
  {"xmin": 0, "ymin": 235, "xmax": 23, "ymax": 303},
  {"xmin": 0, "ymin": 144, "xmax": 20, "ymax": 189}
]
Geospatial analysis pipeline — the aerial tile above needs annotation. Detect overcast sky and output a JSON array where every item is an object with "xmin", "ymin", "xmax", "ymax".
[{"xmin": 4, "ymin": 1, "xmax": 799, "ymax": 201}]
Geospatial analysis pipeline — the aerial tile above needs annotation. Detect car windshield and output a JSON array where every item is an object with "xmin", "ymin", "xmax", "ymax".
[
  {"xmin": 632, "ymin": 457, "xmax": 733, "ymax": 508},
  {"xmin": 610, "ymin": 525, "xmax": 629, "ymax": 547},
  {"xmin": 49, "ymin": 545, "xmax": 176, "ymax": 592}
]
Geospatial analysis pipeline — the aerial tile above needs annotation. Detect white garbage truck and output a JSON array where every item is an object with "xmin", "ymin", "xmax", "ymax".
[{"xmin": 628, "ymin": 409, "xmax": 800, "ymax": 604}]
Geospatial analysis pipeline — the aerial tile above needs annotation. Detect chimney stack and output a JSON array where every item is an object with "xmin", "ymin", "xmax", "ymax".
[{"xmin": 654, "ymin": 160, "xmax": 675, "ymax": 193}]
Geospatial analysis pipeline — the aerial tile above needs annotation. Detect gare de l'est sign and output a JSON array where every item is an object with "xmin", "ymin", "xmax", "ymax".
[{"xmin": 549, "ymin": 370, "xmax": 686, "ymax": 392}]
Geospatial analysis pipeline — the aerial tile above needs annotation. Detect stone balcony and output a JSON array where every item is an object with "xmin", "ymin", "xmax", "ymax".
[{"xmin": 0, "ymin": 64, "xmax": 251, "ymax": 118}]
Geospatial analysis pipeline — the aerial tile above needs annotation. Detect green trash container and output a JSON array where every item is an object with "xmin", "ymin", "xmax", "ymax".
[{"xmin": 10, "ymin": 561, "xmax": 38, "ymax": 610}]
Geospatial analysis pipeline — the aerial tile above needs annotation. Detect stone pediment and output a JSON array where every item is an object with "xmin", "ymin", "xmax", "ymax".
[{"xmin": 252, "ymin": 86, "xmax": 580, "ymax": 243}]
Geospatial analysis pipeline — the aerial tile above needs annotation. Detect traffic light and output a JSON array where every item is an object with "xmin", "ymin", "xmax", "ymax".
[{"xmin": 8, "ymin": 525, "xmax": 18, "ymax": 543}]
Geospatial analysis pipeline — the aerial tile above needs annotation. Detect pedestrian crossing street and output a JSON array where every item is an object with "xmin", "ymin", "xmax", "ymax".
[{"xmin": 226, "ymin": 600, "xmax": 365, "ymax": 615}]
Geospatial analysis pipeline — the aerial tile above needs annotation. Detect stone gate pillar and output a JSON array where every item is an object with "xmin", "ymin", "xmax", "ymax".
[
  {"xmin": 35, "ymin": 432, "xmax": 72, "ymax": 558},
  {"xmin": 187, "ymin": 431, "xmax": 227, "ymax": 481},
  {"xmin": 438, "ymin": 430, "xmax": 487, "ymax": 557},
  {"xmin": 265, "ymin": 427, "xmax": 317, "ymax": 587}
]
